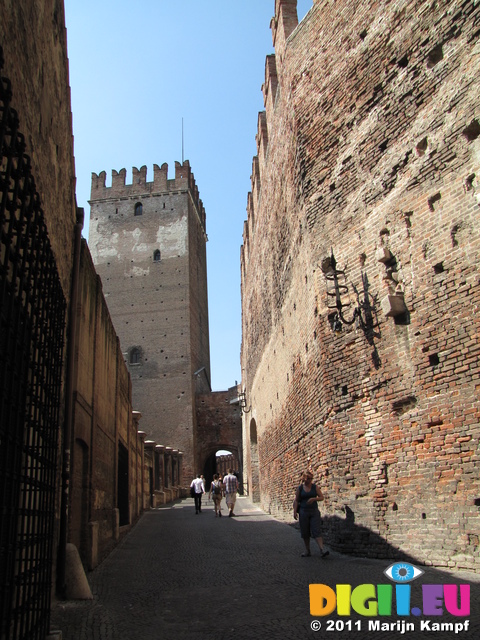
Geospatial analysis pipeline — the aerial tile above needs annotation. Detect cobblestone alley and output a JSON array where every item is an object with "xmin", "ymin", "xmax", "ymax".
[{"xmin": 51, "ymin": 496, "xmax": 480, "ymax": 640}]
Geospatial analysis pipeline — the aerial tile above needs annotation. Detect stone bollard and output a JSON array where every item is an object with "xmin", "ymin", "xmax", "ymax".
[{"xmin": 65, "ymin": 543, "xmax": 93, "ymax": 600}]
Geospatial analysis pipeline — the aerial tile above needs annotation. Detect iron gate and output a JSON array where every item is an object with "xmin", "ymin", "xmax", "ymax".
[{"xmin": 0, "ymin": 47, "xmax": 66, "ymax": 640}]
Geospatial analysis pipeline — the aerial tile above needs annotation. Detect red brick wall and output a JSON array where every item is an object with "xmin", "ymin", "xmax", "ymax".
[
  {"xmin": 0, "ymin": 1, "xmax": 76, "ymax": 298},
  {"xmin": 241, "ymin": 0, "xmax": 480, "ymax": 571}
]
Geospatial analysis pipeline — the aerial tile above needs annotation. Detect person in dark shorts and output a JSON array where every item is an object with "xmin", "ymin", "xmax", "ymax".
[{"xmin": 293, "ymin": 470, "xmax": 329, "ymax": 557}]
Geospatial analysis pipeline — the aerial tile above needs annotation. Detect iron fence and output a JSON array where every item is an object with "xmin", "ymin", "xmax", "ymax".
[{"xmin": 0, "ymin": 47, "xmax": 66, "ymax": 640}]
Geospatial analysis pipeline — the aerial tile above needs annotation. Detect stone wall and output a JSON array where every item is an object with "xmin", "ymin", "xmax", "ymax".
[
  {"xmin": 241, "ymin": 0, "xmax": 480, "ymax": 571},
  {"xmin": 70, "ymin": 240, "xmax": 187, "ymax": 570},
  {"xmin": 70, "ymin": 240, "xmax": 145, "ymax": 568},
  {"xmin": 144, "ymin": 439, "xmax": 185, "ymax": 506}
]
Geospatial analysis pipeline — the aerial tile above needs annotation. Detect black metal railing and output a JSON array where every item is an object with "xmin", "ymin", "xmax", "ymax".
[{"xmin": 0, "ymin": 47, "xmax": 66, "ymax": 640}]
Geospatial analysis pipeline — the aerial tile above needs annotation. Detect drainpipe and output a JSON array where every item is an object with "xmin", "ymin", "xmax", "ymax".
[{"xmin": 57, "ymin": 207, "xmax": 84, "ymax": 597}]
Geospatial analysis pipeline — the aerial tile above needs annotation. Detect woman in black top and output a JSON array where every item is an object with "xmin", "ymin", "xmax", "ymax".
[{"xmin": 293, "ymin": 470, "xmax": 329, "ymax": 557}]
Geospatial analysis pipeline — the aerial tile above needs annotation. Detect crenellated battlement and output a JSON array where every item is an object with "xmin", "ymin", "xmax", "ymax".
[
  {"xmin": 262, "ymin": 54, "xmax": 278, "ymax": 118},
  {"xmin": 243, "ymin": 1, "xmax": 299, "ymax": 257},
  {"xmin": 90, "ymin": 160, "xmax": 206, "ymax": 228},
  {"xmin": 271, "ymin": 0, "xmax": 298, "ymax": 54},
  {"xmin": 256, "ymin": 111, "xmax": 268, "ymax": 160},
  {"xmin": 90, "ymin": 161, "xmax": 193, "ymax": 198}
]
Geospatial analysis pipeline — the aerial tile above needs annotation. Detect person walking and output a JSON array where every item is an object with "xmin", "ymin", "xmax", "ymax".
[
  {"xmin": 209, "ymin": 473, "xmax": 224, "ymax": 517},
  {"xmin": 190, "ymin": 474, "xmax": 205, "ymax": 514},
  {"xmin": 223, "ymin": 468, "xmax": 239, "ymax": 517},
  {"xmin": 293, "ymin": 470, "xmax": 329, "ymax": 557}
]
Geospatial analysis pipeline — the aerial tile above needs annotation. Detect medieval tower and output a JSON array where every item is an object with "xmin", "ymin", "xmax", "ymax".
[{"xmin": 89, "ymin": 160, "xmax": 210, "ymax": 479}]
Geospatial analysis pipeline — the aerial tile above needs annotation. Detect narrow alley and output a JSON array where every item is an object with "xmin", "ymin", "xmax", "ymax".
[{"xmin": 51, "ymin": 496, "xmax": 480, "ymax": 640}]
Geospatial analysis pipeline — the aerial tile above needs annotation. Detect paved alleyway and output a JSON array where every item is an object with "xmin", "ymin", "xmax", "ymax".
[{"xmin": 52, "ymin": 496, "xmax": 479, "ymax": 640}]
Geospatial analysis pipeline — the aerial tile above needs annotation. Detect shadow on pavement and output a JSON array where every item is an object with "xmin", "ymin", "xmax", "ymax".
[{"xmin": 51, "ymin": 496, "xmax": 479, "ymax": 640}]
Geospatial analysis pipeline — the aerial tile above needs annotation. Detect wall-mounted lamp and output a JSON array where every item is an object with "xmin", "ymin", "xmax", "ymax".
[
  {"xmin": 238, "ymin": 390, "xmax": 251, "ymax": 414},
  {"xmin": 322, "ymin": 249, "xmax": 375, "ymax": 335}
]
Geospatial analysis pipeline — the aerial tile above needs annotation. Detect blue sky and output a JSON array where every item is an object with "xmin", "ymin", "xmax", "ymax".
[{"xmin": 65, "ymin": 0, "xmax": 313, "ymax": 391}]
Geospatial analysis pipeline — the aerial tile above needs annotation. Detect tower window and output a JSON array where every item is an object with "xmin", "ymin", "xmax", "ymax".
[
  {"xmin": 153, "ymin": 249, "xmax": 161, "ymax": 262},
  {"xmin": 134, "ymin": 202, "xmax": 143, "ymax": 216},
  {"xmin": 129, "ymin": 347, "xmax": 141, "ymax": 364}
]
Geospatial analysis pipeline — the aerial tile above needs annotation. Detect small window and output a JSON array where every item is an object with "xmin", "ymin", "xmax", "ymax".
[
  {"xmin": 130, "ymin": 347, "xmax": 141, "ymax": 364},
  {"xmin": 134, "ymin": 202, "xmax": 143, "ymax": 216},
  {"xmin": 153, "ymin": 249, "xmax": 161, "ymax": 262}
]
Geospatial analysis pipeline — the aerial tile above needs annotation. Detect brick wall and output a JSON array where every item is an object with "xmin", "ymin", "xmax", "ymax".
[
  {"xmin": 241, "ymin": 0, "xmax": 480, "ymax": 571},
  {"xmin": 0, "ymin": 0, "xmax": 76, "ymax": 298},
  {"xmin": 89, "ymin": 162, "xmax": 210, "ymax": 480},
  {"xmin": 195, "ymin": 388, "xmax": 243, "ymax": 486},
  {"xmin": 0, "ymin": 0, "xmax": 77, "ymax": 615}
]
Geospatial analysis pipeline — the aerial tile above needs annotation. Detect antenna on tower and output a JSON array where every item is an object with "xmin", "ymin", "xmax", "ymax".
[{"xmin": 182, "ymin": 117, "xmax": 184, "ymax": 164}]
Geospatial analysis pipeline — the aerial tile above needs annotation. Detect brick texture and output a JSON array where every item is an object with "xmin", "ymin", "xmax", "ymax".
[
  {"xmin": 241, "ymin": 0, "xmax": 480, "ymax": 571},
  {"xmin": 0, "ymin": 0, "xmax": 76, "ymax": 298},
  {"xmin": 89, "ymin": 161, "xmax": 211, "ymax": 479},
  {"xmin": 196, "ymin": 388, "xmax": 243, "ymax": 486}
]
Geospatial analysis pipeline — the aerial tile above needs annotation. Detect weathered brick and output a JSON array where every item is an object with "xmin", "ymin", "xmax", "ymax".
[
  {"xmin": 89, "ymin": 163, "xmax": 211, "ymax": 479},
  {"xmin": 241, "ymin": 0, "xmax": 480, "ymax": 571}
]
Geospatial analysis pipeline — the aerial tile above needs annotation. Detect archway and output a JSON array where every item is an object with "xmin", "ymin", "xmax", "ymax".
[
  {"xmin": 202, "ymin": 447, "xmax": 243, "ymax": 494},
  {"xmin": 203, "ymin": 451, "xmax": 217, "ymax": 488}
]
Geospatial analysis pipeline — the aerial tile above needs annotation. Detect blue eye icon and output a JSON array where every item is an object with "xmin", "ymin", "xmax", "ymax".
[{"xmin": 384, "ymin": 562, "xmax": 424, "ymax": 583}]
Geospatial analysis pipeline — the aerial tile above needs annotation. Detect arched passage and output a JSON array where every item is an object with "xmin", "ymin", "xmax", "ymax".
[
  {"xmin": 203, "ymin": 451, "xmax": 217, "ymax": 488},
  {"xmin": 202, "ymin": 447, "xmax": 243, "ymax": 494}
]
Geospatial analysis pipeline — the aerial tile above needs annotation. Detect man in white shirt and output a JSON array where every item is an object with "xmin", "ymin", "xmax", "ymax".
[{"xmin": 190, "ymin": 474, "xmax": 205, "ymax": 514}]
